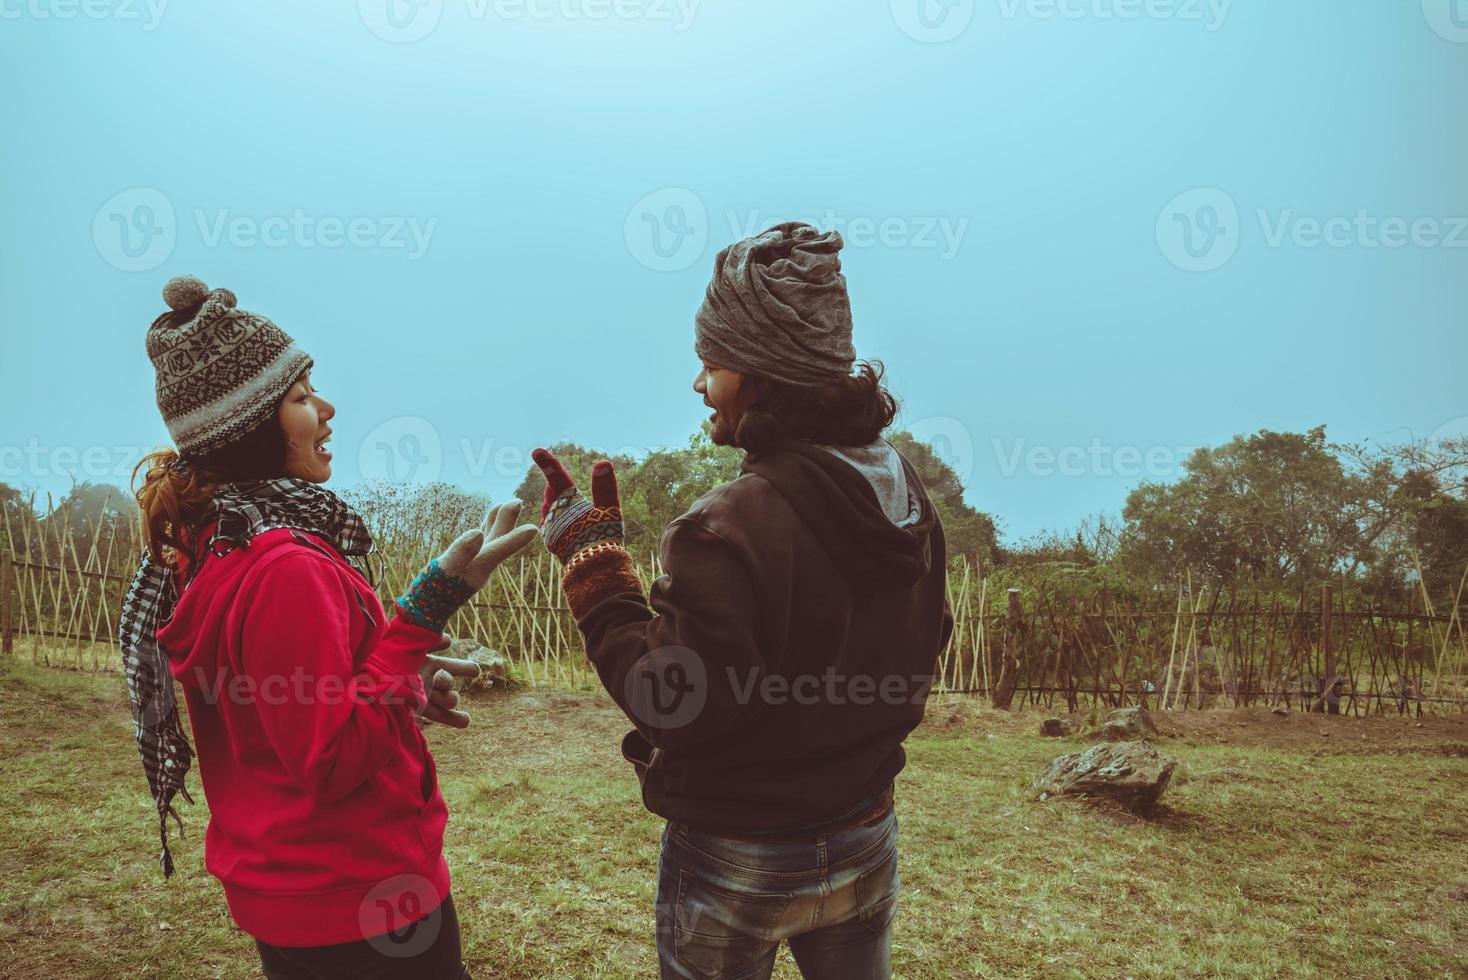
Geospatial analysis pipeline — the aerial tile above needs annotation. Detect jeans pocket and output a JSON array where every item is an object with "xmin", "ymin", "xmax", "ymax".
[
  {"xmin": 674, "ymin": 869, "xmax": 791, "ymax": 979},
  {"xmin": 854, "ymin": 844, "xmax": 900, "ymax": 937}
]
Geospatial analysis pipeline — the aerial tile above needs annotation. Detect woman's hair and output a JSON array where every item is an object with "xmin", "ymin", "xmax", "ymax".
[
  {"xmin": 132, "ymin": 410, "xmax": 291, "ymax": 563},
  {"xmin": 734, "ymin": 360, "xmax": 899, "ymax": 457}
]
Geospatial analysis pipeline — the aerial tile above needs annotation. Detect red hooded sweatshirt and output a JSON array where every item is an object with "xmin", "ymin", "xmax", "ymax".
[{"xmin": 156, "ymin": 526, "xmax": 451, "ymax": 947}]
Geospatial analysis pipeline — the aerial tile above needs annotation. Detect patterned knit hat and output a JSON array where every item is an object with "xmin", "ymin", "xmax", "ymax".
[{"xmin": 147, "ymin": 275, "xmax": 313, "ymax": 456}]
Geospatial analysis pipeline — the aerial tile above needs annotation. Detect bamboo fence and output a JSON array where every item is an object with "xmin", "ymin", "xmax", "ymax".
[{"xmin": 3, "ymin": 497, "xmax": 1465, "ymax": 716}]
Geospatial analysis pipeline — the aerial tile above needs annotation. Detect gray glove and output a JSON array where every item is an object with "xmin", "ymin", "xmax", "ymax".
[
  {"xmin": 393, "ymin": 501, "xmax": 538, "ymax": 634},
  {"xmin": 416, "ymin": 634, "xmax": 483, "ymax": 729}
]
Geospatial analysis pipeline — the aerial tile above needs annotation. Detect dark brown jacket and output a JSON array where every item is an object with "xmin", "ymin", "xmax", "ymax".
[{"xmin": 569, "ymin": 439, "xmax": 953, "ymax": 834}]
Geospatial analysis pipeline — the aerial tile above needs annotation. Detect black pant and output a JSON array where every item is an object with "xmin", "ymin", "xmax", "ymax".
[{"xmin": 255, "ymin": 894, "xmax": 470, "ymax": 980}]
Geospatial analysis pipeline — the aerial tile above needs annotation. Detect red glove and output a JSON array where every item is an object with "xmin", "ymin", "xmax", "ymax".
[{"xmin": 531, "ymin": 448, "xmax": 625, "ymax": 565}]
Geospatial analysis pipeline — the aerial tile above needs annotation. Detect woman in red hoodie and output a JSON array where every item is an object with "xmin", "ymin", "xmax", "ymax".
[{"xmin": 121, "ymin": 275, "xmax": 537, "ymax": 980}]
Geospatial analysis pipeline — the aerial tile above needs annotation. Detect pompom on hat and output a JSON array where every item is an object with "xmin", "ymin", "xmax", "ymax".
[{"xmin": 147, "ymin": 275, "xmax": 313, "ymax": 456}]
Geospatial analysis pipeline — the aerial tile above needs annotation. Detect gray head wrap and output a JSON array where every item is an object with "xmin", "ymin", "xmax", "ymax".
[{"xmin": 694, "ymin": 222, "xmax": 856, "ymax": 387}]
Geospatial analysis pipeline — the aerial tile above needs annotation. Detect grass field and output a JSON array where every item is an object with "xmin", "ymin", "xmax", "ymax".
[{"xmin": 1, "ymin": 655, "xmax": 1465, "ymax": 979}]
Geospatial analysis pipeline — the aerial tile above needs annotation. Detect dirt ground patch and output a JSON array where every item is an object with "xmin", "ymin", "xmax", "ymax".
[{"xmin": 915, "ymin": 693, "xmax": 1468, "ymax": 755}]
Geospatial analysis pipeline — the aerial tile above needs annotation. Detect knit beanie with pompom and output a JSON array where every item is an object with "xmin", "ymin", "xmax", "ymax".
[{"xmin": 146, "ymin": 275, "xmax": 313, "ymax": 456}]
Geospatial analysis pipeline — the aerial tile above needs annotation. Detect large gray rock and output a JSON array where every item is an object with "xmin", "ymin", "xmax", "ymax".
[
  {"xmin": 446, "ymin": 635, "xmax": 510, "ymax": 693},
  {"xmin": 1035, "ymin": 740, "xmax": 1178, "ymax": 813},
  {"xmin": 1098, "ymin": 705, "xmax": 1160, "ymax": 741}
]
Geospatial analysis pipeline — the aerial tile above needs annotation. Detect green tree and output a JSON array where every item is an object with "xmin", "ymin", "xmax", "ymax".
[{"xmin": 1117, "ymin": 426, "xmax": 1367, "ymax": 585}]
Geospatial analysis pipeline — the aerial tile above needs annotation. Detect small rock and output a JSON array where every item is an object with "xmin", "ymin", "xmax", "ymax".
[
  {"xmin": 446, "ymin": 635, "xmax": 510, "ymax": 693},
  {"xmin": 1040, "ymin": 718, "xmax": 1075, "ymax": 737},
  {"xmin": 1097, "ymin": 706, "xmax": 1160, "ymax": 742},
  {"xmin": 1035, "ymin": 740, "xmax": 1178, "ymax": 813},
  {"xmin": 1271, "ymin": 706, "xmax": 1289, "ymax": 716}
]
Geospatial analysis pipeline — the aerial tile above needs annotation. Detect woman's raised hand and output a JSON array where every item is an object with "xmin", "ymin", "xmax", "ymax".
[{"xmin": 393, "ymin": 501, "xmax": 538, "ymax": 634}]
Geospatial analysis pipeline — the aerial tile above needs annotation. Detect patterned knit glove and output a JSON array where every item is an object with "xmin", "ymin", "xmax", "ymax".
[
  {"xmin": 531, "ymin": 448, "xmax": 624, "ymax": 566},
  {"xmin": 394, "ymin": 501, "xmax": 539, "ymax": 633}
]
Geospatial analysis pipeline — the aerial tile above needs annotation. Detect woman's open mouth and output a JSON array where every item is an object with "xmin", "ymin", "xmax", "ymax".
[{"xmin": 315, "ymin": 431, "xmax": 332, "ymax": 461}]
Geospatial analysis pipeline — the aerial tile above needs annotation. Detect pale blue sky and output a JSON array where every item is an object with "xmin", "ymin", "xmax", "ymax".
[{"xmin": 1, "ymin": 1, "xmax": 1464, "ymax": 541}]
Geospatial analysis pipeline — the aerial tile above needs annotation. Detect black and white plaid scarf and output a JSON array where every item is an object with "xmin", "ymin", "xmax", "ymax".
[{"xmin": 119, "ymin": 477, "xmax": 374, "ymax": 877}]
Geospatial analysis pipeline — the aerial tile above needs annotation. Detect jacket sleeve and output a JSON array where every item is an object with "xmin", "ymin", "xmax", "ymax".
[
  {"xmin": 239, "ymin": 549, "xmax": 440, "ymax": 801},
  {"xmin": 571, "ymin": 519, "xmax": 768, "ymax": 751}
]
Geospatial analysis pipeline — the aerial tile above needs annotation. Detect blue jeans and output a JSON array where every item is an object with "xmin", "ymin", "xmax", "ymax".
[{"xmin": 655, "ymin": 808, "xmax": 900, "ymax": 980}]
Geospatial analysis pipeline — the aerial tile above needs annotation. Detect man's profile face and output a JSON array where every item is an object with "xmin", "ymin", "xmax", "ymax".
[{"xmin": 693, "ymin": 362, "xmax": 749, "ymax": 446}]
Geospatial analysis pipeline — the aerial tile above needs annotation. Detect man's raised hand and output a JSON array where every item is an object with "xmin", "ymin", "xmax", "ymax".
[{"xmin": 531, "ymin": 448, "xmax": 624, "ymax": 565}]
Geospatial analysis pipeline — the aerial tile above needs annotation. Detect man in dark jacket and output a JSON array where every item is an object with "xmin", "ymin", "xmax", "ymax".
[{"xmin": 532, "ymin": 222, "xmax": 952, "ymax": 980}]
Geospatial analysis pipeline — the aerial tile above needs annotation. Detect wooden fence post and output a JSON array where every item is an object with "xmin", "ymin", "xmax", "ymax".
[
  {"xmin": 1, "ymin": 550, "xmax": 13, "ymax": 656},
  {"xmin": 992, "ymin": 588, "xmax": 1022, "ymax": 710},
  {"xmin": 1316, "ymin": 583, "xmax": 1338, "ymax": 715}
]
